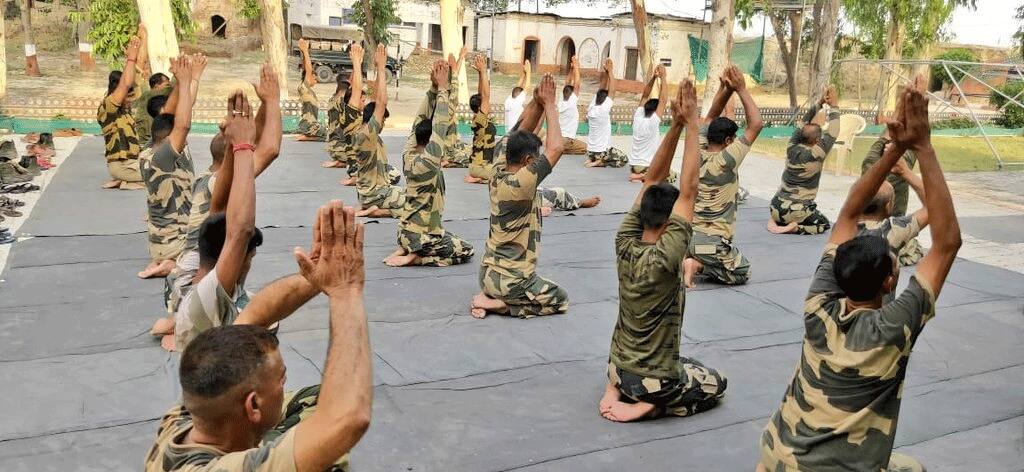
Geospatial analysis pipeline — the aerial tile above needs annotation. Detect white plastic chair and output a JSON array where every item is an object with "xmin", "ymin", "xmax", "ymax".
[{"xmin": 831, "ymin": 114, "xmax": 867, "ymax": 175}]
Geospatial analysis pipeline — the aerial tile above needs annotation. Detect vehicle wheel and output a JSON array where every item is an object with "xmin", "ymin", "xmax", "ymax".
[
  {"xmin": 315, "ymin": 65, "xmax": 336, "ymax": 84},
  {"xmin": 385, "ymin": 68, "xmax": 396, "ymax": 85}
]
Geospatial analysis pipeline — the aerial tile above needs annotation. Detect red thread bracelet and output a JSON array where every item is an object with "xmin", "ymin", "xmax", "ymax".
[{"xmin": 232, "ymin": 143, "xmax": 256, "ymax": 153}]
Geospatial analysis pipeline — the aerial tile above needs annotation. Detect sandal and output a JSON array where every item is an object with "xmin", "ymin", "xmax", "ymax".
[{"xmin": 1, "ymin": 208, "xmax": 22, "ymax": 218}]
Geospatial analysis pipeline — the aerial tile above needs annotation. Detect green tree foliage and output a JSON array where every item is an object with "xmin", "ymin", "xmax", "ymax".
[
  {"xmin": 83, "ymin": 0, "xmax": 195, "ymax": 63},
  {"xmin": 842, "ymin": 0, "xmax": 973, "ymax": 59},
  {"xmin": 991, "ymin": 81, "xmax": 1024, "ymax": 128},
  {"xmin": 930, "ymin": 48, "xmax": 977, "ymax": 86},
  {"xmin": 239, "ymin": 0, "xmax": 262, "ymax": 20},
  {"xmin": 1015, "ymin": 3, "xmax": 1024, "ymax": 59},
  {"xmin": 351, "ymin": 0, "xmax": 401, "ymax": 46}
]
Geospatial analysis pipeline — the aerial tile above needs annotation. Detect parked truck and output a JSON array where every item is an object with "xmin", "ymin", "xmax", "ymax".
[{"xmin": 289, "ymin": 23, "xmax": 403, "ymax": 84}]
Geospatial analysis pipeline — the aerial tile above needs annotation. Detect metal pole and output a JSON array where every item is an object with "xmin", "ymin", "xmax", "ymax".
[
  {"xmin": 489, "ymin": 10, "xmax": 495, "ymax": 74},
  {"xmin": 943, "ymin": 63, "xmax": 1003, "ymax": 170},
  {"xmin": 948, "ymin": 63, "xmax": 1024, "ymax": 110}
]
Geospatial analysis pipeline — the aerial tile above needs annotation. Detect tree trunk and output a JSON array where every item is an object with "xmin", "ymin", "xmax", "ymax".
[
  {"xmin": 807, "ymin": 0, "xmax": 839, "ymax": 106},
  {"xmin": 0, "ymin": 13, "xmax": 7, "ymax": 97},
  {"xmin": 875, "ymin": 16, "xmax": 905, "ymax": 113},
  {"xmin": 701, "ymin": 0, "xmax": 734, "ymax": 113},
  {"xmin": 257, "ymin": 0, "xmax": 288, "ymax": 93},
  {"xmin": 768, "ymin": 11, "xmax": 801, "ymax": 108},
  {"xmin": 21, "ymin": 0, "xmax": 39, "ymax": 76},
  {"xmin": 629, "ymin": 0, "xmax": 654, "ymax": 80},
  {"xmin": 360, "ymin": 0, "xmax": 376, "ymax": 73},
  {"xmin": 76, "ymin": 0, "xmax": 94, "ymax": 71},
  {"xmin": 136, "ymin": 0, "xmax": 180, "ymax": 75},
  {"xmin": 440, "ymin": 0, "xmax": 468, "ymax": 104}
]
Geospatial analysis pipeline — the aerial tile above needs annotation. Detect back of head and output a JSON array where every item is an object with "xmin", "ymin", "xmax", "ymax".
[
  {"xmin": 179, "ymin": 324, "xmax": 279, "ymax": 413},
  {"xmin": 511, "ymin": 87, "xmax": 523, "ymax": 98},
  {"xmin": 643, "ymin": 98, "xmax": 659, "ymax": 117},
  {"xmin": 197, "ymin": 212, "xmax": 264, "ymax": 268},
  {"xmin": 834, "ymin": 235, "xmax": 894, "ymax": 302},
  {"xmin": 362, "ymin": 101, "xmax": 389, "ymax": 124},
  {"xmin": 147, "ymin": 95, "xmax": 168, "ymax": 118},
  {"xmin": 707, "ymin": 116, "xmax": 739, "ymax": 146},
  {"xmin": 336, "ymin": 77, "xmax": 351, "ymax": 97},
  {"xmin": 107, "ymin": 70, "xmax": 123, "ymax": 95},
  {"xmin": 639, "ymin": 183, "xmax": 679, "ymax": 229},
  {"xmin": 210, "ymin": 133, "xmax": 226, "ymax": 165},
  {"xmin": 800, "ymin": 124, "xmax": 822, "ymax": 145},
  {"xmin": 562, "ymin": 85, "xmax": 574, "ymax": 100},
  {"xmin": 469, "ymin": 93, "xmax": 482, "ymax": 113},
  {"xmin": 595, "ymin": 89, "xmax": 609, "ymax": 106},
  {"xmin": 149, "ymin": 73, "xmax": 170, "ymax": 90},
  {"xmin": 863, "ymin": 182, "xmax": 895, "ymax": 217},
  {"xmin": 505, "ymin": 129, "xmax": 541, "ymax": 166},
  {"xmin": 414, "ymin": 119, "xmax": 433, "ymax": 146},
  {"xmin": 151, "ymin": 113, "xmax": 175, "ymax": 143}
]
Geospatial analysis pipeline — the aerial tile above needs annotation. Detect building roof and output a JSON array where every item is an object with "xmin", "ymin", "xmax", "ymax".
[{"xmin": 487, "ymin": 0, "xmax": 707, "ymax": 22}]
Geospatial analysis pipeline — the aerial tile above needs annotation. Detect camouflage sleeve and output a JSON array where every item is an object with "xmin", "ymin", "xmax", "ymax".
[
  {"xmin": 151, "ymin": 141, "xmax": 179, "ymax": 171},
  {"xmin": 725, "ymin": 135, "xmax": 752, "ymax": 168},
  {"xmin": 524, "ymin": 153, "xmax": 553, "ymax": 186},
  {"xmin": 203, "ymin": 427, "xmax": 298, "ymax": 472},
  {"xmin": 342, "ymin": 103, "xmax": 362, "ymax": 135},
  {"xmin": 425, "ymin": 92, "xmax": 451, "ymax": 162},
  {"xmin": 655, "ymin": 213, "xmax": 693, "ymax": 271},
  {"xmin": 510, "ymin": 154, "xmax": 552, "ymax": 198},
  {"xmin": 807, "ymin": 244, "xmax": 843, "ymax": 300},
  {"xmin": 818, "ymin": 110, "xmax": 841, "ymax": 154},
  {"xmin": 885, "ymin": 215, "xmax": 922, "ymax": 250},
  {"xmin": 879, "ymin": 276, "xmax": 936, "ymax": 339},
  {"xmin": 413, "ymin": 89, "xmax": 439, "ymax": 131},
  {"xmin": 615, "ymin": 206, "xmax": 644, "ymax": 256},
  {"xmin": 861, "ymin": 137, "xmax": 888, "ymax": 174}
]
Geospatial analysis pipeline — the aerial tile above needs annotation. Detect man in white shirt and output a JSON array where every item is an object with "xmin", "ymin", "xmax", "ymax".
[
  {"xmin": 586, "ymin": 58, "xmax": 627, "ymax": 168},
  {"xmin": 504, "ymin": 59, "xmax": 531, "ymax": 131},
  {"xmin": 628, "ymin": 64, "xmax": 670, "ymax": 182},
  {"xmin": 557, "ymin": 55, "xmax": 587, "ymax": 155}
]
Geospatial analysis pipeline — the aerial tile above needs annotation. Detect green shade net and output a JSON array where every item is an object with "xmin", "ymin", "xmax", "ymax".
[{"xmin": 688, "ymin": 34, "xmax": 764, "ymax": 83}]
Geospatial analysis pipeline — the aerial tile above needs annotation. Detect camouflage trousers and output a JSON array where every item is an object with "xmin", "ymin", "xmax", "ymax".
[
  {"xmin": 468, "ymin": 161, "xmax": 493, "ymax": 181},
  {"xmin": 444, "ymin": 140, "xmax": 472, "ymax": 168},
  {"xmin": 479, "ymin": 267, "xmax": 569, "ymax": 318},
  {"xmin": 628, "ymin": 164, "xmax": 678, "ymax": 183},
  {"xmin": 587, "ymin": 147, "xmax": 628, "ymax": 168},
  {"xmin": 398, "ymin": 229, "xmax": 475, "ymax": 267},
  {"xmin": 163, "ymin": 249, "xmax": 199, "ymax": 314},
  {"xmin": 607, "ymin": 357, "xmax": 727, "ymax": 418},
  {"xmin": 296, "ymin": 117, "xmax": 326, "ymax": 141},
  {"xmin": 360, "ymin": 184, "xmax": 406, "ymax": 211},
  {"xmin": 538, "ymin": 187, "xmax": 582, "ymax": 211},
  {"xmin": 689, "ymin": 231, "xmax": 751, "ymax": 285},
  {"xmin": 262, "ymin": 385, "xmax": 349, "ymax": 472},
  {"xmin": 107, "ymin": 158, "xmax": 142, "ymax": 184},
  {"xmin": 770, "ymin": 195, "xmax": 831, "ymax": 235},
  {"xmin": 759, "ymin": 451, "xmax": 923, "ymax": 472},
  {"xmin": 899, "ymin": 238, "xmax": 924, "ymax": 266}
]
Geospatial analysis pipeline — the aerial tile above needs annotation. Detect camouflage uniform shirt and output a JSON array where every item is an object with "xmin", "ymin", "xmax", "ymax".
[
  {"xmin": 693, "ymin": 136, "xmax": 752, "ymax": 239},
  {"xmin": 140, "ymin": 142, "xmax": 195, "ymax": 260},
  {"xmin": 773, "ymin": 106, "xmax": 841, "ymax": 205},
  {"xmin": 184, "ymin": 173, "xmax": 216, "ymax": 253},
  {"xmin": 610, "ymin": 205, "xmax": 692, "ymax": 379},
  {"xmin": 399, "ymin": 93, "xmax": 450, "ymax": 248},
  {"xmin": 144, "ymin": 405, "xmax": 297, "ymax": 472},
  {"xmin": 481, "ymin": 154, "xmax": 553, "ymax": 280},
  {"xmin": 97, "ymin": 94, "xmax": 142, "ymax": 162},
  {"xmin": 353, "ymin": 116, "xmax": 395, "ymax": 204},
  {"xmin": 327, "ymin": 96, "xmax": 361, "ymax": 160},
  {"xmin": 759, "ymin": 244, "xmax": 936, "ymax": 471},
  {"xmin": 174, "ymin": 267, "xmax": 242, "ymax": 353}
]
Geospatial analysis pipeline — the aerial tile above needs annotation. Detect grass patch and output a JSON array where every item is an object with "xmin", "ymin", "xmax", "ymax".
[{"xmin": 751, "ymin": 135, "xmax": 1024, "ymax": 173}]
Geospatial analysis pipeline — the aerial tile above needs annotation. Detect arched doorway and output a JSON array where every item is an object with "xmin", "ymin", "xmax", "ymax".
[
  {"xmin": 556, "ymin": 36, "xmax": 575, "ymax": 72},
  {"xmin": 211, "ymin": 15, "xmax": 227, "ymax": 38},
  {"xmin": 577, "ymin": 38, "xmax": 600, "ymax": 70},
  {"xmin": 601, "ymin": 42, "xmax": 611, "ymax": 62},
  {"xmin": 522, "ymin": 36, "xmax": 539, "ymax": 66}
]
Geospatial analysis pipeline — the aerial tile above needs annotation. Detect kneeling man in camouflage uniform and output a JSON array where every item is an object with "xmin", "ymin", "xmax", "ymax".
[
  {"xmin": 384, "ymin": 61, "xmax": 474, "ymax": 267},
  {"xmin": 758, "ymin": 78, "xmax": 961, "ymax": 472},
  {"xmin": 601, "ymin": 80, "xmax": 727, "ymax": 422}
]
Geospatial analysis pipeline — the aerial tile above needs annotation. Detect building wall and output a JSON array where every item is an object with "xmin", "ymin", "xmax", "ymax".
[{"xmin": 193, "ymin": 0, "xmax": 252, "ymax": 39}]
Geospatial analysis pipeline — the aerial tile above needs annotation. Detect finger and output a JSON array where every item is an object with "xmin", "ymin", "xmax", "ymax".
[
  {"xmin": 342, "ymin": 204, "xmax": 356, "ymax": 244},
  {"xmin": 319, "ymin": 204, "xmax": 336, "ymax": 259},
  {"xmin": 312, "ymin": 203, "xmax": 323, "ymax": 249},
  {"xmin": 294, "ymin": 247, "xmax": 314, "ymax": 276},
  {"xmin": 242, "ymin": 95, "xmax": 253, "ymax": 118},
  {"xmin": 331, "ymin": 200, "xmax": 346, "ymax": 247},
  {"xmin": 354, "ymin": 222, "xmax": 365, "ymax": 253}
]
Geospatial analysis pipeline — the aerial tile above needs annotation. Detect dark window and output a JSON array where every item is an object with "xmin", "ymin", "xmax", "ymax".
[{"xmin": 329, "ymin": 16, "xmax": 343, "ymax": 27}]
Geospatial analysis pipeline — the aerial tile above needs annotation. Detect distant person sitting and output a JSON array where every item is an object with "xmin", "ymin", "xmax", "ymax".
[
  {"xmin": 97, "ymin": 33, "xmax": 145, "ymax": 190},
  {"xmin": 627, "ymin": 64, "xmax": 669, "ymax": 182},
  {"xmin": 585, "ymin": 58, "xmax": 627, "ymax": 168},
  {"xmin": 504, "ymin": 59, "xmax": 531, "ymax": 133},
  {"xmin": 557, "ymin": 55, "xmax": 587, "ymax": 155},
  {"xmin": 295, "ymin": 38, "xmax": 327, "ymax": 142}
]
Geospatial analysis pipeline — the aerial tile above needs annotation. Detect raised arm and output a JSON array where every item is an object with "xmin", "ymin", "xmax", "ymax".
[
  {"xmin": 727, "ymin": 66, "xmax": 763, "ymax": 143},
  {"xmin": 298, "ymin": 39, "xmax": 316, "ymax": 87},
  {"xmin": 635, "ymin": 93, "xmax": 683, "ymax": 204},
  {"xmin": 159, "ymin": 58, "xmax": 182, "ymax": 115},
  {"xmin": 252, "ymin": 64, "xmax": 283, "ymax": 175},
  {"xmin": 518, "ymin": 59, "xmax": 532, "ymax": 91},
  {"xmin": 109, "ymin": 36, "xmax": 142, "ymax": 106},
  {"xmin": 372, "ymin": 45, "xmax": 388, "ymax": 123},
  {"xmin": 428, "ymin": 63, "xmax": 453, "ymax": 161},
  {"xmin": 639, "ymin": 69, "xmax": 658, "ymax": 104},
  {"xmin": 655, "ymin": 65, "xmax": 669, "ymax": 117},
  {"xmin": 473, "ymin": 54, "xmax": 490, "ymax": 115},
  {"xmin": 216, "ymin": 93, "xmax": 258, "ymax": 297},
  {"xmin": 538, "ymin": 74, "xmax": 564, "ymax": 168},
  {"xmin": 347, "ymin": 44, "xmax": 365, "ymax": 110},
  {"xmin": 168, "ymin": 54, "xmax": 206, "ymax": 153},
  {"xmin": 817, "ymin": 86, "xmax": 841, "ymax": 153},
  {"xmin": 603, "ymin": 58, "xmax": 616, "ymax": 97},
  {"xmin": 891, "ymin": 158, "xmax": 929, "ymax": 228},
  {"xmin": 675, "ymin": 80, "xmax": 701, "ymax": 221},
  {"xmin": 703, "ymin": 69, "xmax": 735, "ymax": 125},
  {"xmin": 569, "ymin": 55, "xmax": 580, "ymax": 89},
  {"xmin": 413, "ymin": 59, "xmax": 441, "ymax": 131},
  {"xmin": 210, "ymin": 132, "xmax": 233, "ymax": 215},
  {"xmin": 136, "ymin": 23, "xmax": 151, "ymax": 80},
  {"xmin": 515, "ymin": 85, "xmax": 544, "ymax": 133},
  {"xmin": 292, "ymin": 202, "xmax": 372, "ymax": 472},
  {"xmin": 790, "ymin": 101, "xmax": 822, "ymax": 145}
]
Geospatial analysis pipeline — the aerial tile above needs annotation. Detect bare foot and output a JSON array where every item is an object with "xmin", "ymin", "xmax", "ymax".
[
  {"xmin": 160, "ymin": 334, "xmax": 176, "ymax": 352},
  {"xmin": 150, "ymin": 317, "xmax": 175, "ymax": 336},
  {"xmin": 148, "ymin": 259, "xmax": 177, "ymax": 279},
  {"xmin": 599, "ymin": 381, "xmax": 621, "ymax": 415},
  {"xmin": 540, "ymin": 206, "xmax": 553, "ymax": 217},
  {"xmin": 384, "ymin": 252, "xmax": 419, "ymax": 267},
  {"xmin": 683, "ymin": 257, "xmax": 702, "ymax": 289},
  {"xmin": 384, "ymin": 248, "xmax": 404, "ymax": 260},
  {"xmin": 579, "ymin": 196, "xmax": 601, "ymax": 208},
  {"xmin": 464, "ymin": 174, "xmax": 486, "ymax": 184},
  {"xmin": 586, "ymin": 160, "xmax": 606, "ymax": 168},
  {"xmin": 137, "ymin": 261, "xmax": 160, "ymax": 279},
  {"xmin": 766, "ymin": 220, "xmax": 799, "ymax": 234},
  {"xmin": 339, "ymin": 176, "xmax": 357, "ymax": 186},
  {"xmin": 102, "ymin": 179, "xmax": 122, "ymax": 189},
  {"xmin": 355, "ymin": 206, "xmax": 393, "ymax": 218},
  {"xmin": 601, "ymin": 400, "xmax": 657, "ymax": 422},
  {"xmin": 441, "ymin": 159, "xmax": 453, "ymax": 168},
  {"xmin": 471, "ymin": 292, "xmax": 508, "ymax": 318},
  {"xmin": 296, "ymin": 135, "xmax": 321, "ymax": 142},
  {"xmin": 321, "ymin": 160, "xmax": 346, "ymax": 168},
  {"xmin": 628, "ymin": 173, "xmax": 645, "ymax": 182}
]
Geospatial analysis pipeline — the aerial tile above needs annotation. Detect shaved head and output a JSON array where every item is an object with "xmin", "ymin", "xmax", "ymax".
[{"xmin": 863, "ymin": 181, "xmax": 895, "ymax": 217}]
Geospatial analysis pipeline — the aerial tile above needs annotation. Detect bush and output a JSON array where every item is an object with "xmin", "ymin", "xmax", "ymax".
[
  {"xmin": 931, "ymin": 116, "xmax": 976, "ymax": 129},
  {"xmin": 931, "ymin": 49, "xmax": 978, "ymax": 87},
  {"xmin": 990, "ymin": 81, "xmax": 1024, "ymax": 128}
]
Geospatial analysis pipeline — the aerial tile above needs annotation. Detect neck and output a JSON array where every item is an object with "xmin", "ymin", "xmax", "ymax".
[
  {"xmin": 414, "ymin": 144, "xmax": 426, "ymax": 152},
  {"xmin": 185, "ymin": 417, "xmax": 259, "ymax": 454},
  {"xmin": 641, "ymin": 227, "xmax": 662, "ymax": 244},
  {"xmin": 706, "ymin": 143, "xmax": 725, "ymax": 152},
  {"xmin": 846, "ymin": 297, "xmax": 883, "ymax": 312}
]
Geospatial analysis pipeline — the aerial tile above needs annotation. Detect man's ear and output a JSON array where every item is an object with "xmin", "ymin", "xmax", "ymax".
[
  {"xmin": 883, "ymin": 271, "xmax": 898, "ymax": 294},
  {"xmin": 245, "ymin": 391, "xmax": 262, "ymax": 424}
]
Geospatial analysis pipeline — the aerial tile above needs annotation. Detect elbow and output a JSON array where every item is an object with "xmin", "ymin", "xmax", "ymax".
[
  {"xmin": 547, "ymin": 138, "xmax": 564, "ymax": 157},
  {"xmin": 228, "ymin": 221, "xmax": 256, "ymax": 242},
  {"xmin": 328, "ymin": 404, "xmax": 372, "ymax": 439},
  {"xmin": 749, "ymin": 118, "xmax": 765, "ymax": 132},
  {"xmin": 939, "ymin": 233, "xmax": 963, "ymax": 253}
]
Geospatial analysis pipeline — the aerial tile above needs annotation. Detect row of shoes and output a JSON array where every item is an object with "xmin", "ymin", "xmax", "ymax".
[
  {"xmin": 0, "ymin": 195, "xmax": 24, "ymax": 244},
  {"xmin": 0, "ymin": 134, "xmax": 55, "ymax": 185}
]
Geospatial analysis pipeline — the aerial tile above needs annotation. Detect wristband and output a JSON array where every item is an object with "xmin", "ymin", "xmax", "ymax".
[{"xmin": 232, "ymin": 143, "xmax": 256, "ymax": 153}]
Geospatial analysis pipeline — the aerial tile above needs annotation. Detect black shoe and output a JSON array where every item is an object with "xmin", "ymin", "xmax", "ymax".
[{"xmin": 0, "ymin": 233, "xmax": 13, "ymax": 244}]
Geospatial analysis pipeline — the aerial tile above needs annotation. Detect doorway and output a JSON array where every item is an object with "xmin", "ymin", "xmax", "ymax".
[
  {"xmin": 523, "ymin": 38, "xmax": 539, "ymax": 66},
  {"xmin": 429, "ymin": 24, "xmax": 442, "ymax": 51},
  {"xmin": 211, "ymin": 15, "xmax": 226, "ymax": 39},
  {"xmin": 556, "ymin": 36, "xmax": 575, "ymax": 72},
  {"xmin": 625, "ymin": 47, "xmax": 639, "ymax": 81}
]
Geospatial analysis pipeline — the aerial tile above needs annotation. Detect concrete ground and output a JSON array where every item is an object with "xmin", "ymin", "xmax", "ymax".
[{"xmin": 0, "ymin": 133, "xmax": 1021, "ymax": 471}]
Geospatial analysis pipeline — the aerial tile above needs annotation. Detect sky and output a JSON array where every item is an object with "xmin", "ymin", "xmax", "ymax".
[{"xmin": 508, "ymin": 0, "xmax": 1018, "ymax": 49}]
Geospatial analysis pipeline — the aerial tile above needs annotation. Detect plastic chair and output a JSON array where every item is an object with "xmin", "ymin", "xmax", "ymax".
[{"xmin": 831, "ymin": 114, "xmax": 866, "ymax": 175}]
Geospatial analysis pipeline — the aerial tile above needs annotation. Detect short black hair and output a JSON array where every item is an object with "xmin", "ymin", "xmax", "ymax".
[
  {"xmin": 863, "ymin": 192, "xmax": 892, "ymax": 216},
  {"xmin": 799, "ymin": 123, "xmax": 822, "ymax": 145},
  {"xmin": 469, "ymin": 93, "xmax": 482, "ymax": 113},
  {"xmin": 180, "ymin": 324, "xmax": 279, "ymax": 398},
  {"xmin": 210, "ymin": 133, "xmax": 226, "ymax": 164},
  {"xmin": 511, "ymin": 86, "xmax": 524, "ymax": 97},
  {"xmin": 834, "ymin": 235, "xmax": 894, "ymax": 302},
  {"xmin": 595, "ymin": 89, "xmax": 609, "ymax": 106},
  {"xmin": 415, "ymin": 119, "xmax": 433, "ymax": 146},
  {"xmin": 643, "ymin": 98, "xmax": 659, "ymax": 117},
  {"xmin": 362, "ymin": 101, "xmax": 390, "ymax": 124},
  {"xmin": 639, "ymin": 183, "xmax": 679, "ymax": 229},
  {"xmin": 505, "ymin": 129, "xmax": 541, "ymax": 165},
  {"xmin": 198, "ymin": 212, "xmax": 264, "ymax": 268},
  {"xmin": 707, "ymin": 117, "xmax": 739, "ymax": 145},
  {"xmin": 337, "ymin": 77, "xmax": 351, "ymax": 97},
  {"xmin": 147, "ymin": 95, "xmax": 168, "ymax": 118},
  {"xmin": 563, "ymin": 85, "xmax": 574, "ymax": 98},
  {"xmin": 107, "ymin": 70, "xmax": 123, "ymax": 95},
  {"xmin": 151, "ymin": 113, "xmax": 175, "ymax": 143},
  {"xmin": 149, "ymin": 73, "xmax": 170, "ymax": 89}
]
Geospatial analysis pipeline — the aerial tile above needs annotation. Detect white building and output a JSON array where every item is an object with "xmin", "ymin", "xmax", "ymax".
[{"xmin": 287, "ymin": 0, "xmax": 476, "ymax": 59}]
